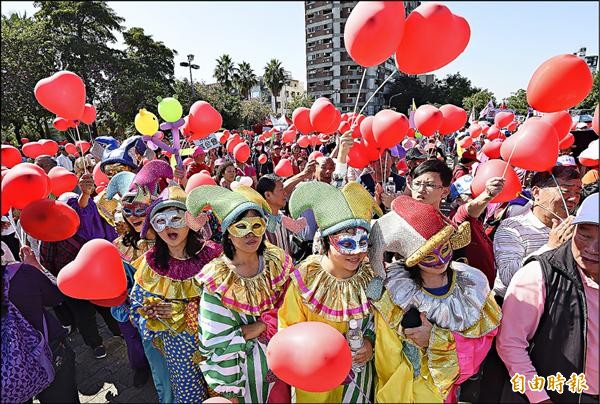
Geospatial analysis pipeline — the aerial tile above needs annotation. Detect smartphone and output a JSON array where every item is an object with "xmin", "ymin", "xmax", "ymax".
[{"xmin": 401, "ymin": 307, "xmax": 422, "ymax": 329}]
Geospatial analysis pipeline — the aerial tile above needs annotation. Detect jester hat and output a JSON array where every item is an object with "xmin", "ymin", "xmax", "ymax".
[
  {"xmin": 186, "ymin": 185, "xmax": 272, "ymax": 231},
  {"xmin": 140, "ymin": 186, "xmax": 187, "ymax": 238},
  {"xmin": 106, "ymin": 171, "xmax": 152, "ymax": 205},
  {"xmin": 368, "ymin": 195, "xmax": 471, "ymax": 278},
  {"xmin": 100, "ymin": 135, "xmax": 143, "ymax": 171},
  {"xmin": 288, "ymin": 181, "xmax": 383, "ymax": 237}
]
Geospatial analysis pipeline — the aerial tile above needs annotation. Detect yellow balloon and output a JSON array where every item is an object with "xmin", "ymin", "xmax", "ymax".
[{"xmin": 135, "ymin": 108, "xmax": 159, "ymax": 136}]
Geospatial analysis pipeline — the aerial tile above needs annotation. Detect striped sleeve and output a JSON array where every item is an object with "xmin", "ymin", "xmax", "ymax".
[
  {"xmin": 362, "ymin": 313, "xmax": 375, "ymax": 345},
  {"xmin": 493, "ymin": 222, "xmax": 527, "ymax": 290},
  {"xmin": 199, "ymin": 290, "xmax": 251, "ymax": 399}
]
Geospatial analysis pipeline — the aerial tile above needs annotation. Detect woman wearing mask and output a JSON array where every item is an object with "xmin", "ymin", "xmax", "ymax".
[
  {"xmin": 279, "ymin": 182, "xmax": 382, "ymax": 403},
  {"xmin": 129, "ymin": 186, "xmax": 222, "ymax": 403},
  {"xmin": 188, "ymin": 184, "xmax": 294, "ymax": 403},
  {"xmin": 367, "ymin": 195, "xmax": 501, "ymax": 403}
]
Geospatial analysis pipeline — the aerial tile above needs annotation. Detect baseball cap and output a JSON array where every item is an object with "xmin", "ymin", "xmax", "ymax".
[
  {"xmin": 573, "ymin": 193, "xmax": 599, "ymax": 225},
  {"xmin": 556, "ymin": 155, "xmax": 577, "ymax": 167},
  {"xmin": 192, "ymin": 147, "xmax": 206, "ymax": 158},
  {"xmin": 461, "ymin": 147, "xmax": 480, "ymax": 162},
  {"xmin": 406, "ymin": 147, "xmax": 426, "ymax": 161},
  {"xmin": 450, "ymin": 175, "xmax": 473, "ymax": 201}
]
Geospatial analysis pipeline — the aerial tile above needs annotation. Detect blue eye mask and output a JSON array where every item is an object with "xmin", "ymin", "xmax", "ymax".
[{"xmin": 329, "ymin": 228, "xmax": 369, "ymax": 255}]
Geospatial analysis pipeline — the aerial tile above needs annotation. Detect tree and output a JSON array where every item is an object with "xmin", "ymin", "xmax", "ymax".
[
  {"xmin": 196, "ymin": 83, "xmax": 242, "ymax": 130},
  {"xmin": 263, "ymin": 59, "xmax": 287, "ymax": 114},
  {"xmin": 435, "ymin": 72, "xmax": 480, "ymax": 107},
  {"xmin": 463, "ymin": 89, "xmax": 496, "ymax": 116},
  {"xmin": 576, "ymin": 71, "xmax": 599, "ymax": 110},
  {"xmin": 285, "ymin": 93, "xmax": 313, "ymax": 117},
  {"xmin": 386, "ymin": 74, "xmax": 437, "ymax": 114},
  {"xmin": 505, "ymin": 89, "xmax": 529, "ymax": 115},
  {"xmin": 240, "ymin": 99, "xmax": 271, "ymax": 129},
  {"xmin": 214, "ymin": 54, "xmax": 236, "ymax": 94},
  {"xmin": 234, "ymin": 62, "xmax": 258, "ymax": 100}
]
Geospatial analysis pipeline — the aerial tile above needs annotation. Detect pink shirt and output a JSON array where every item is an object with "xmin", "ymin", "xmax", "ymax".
[{"xmin": 497, "ymin": 260, "xmax": 599, "ymax": 402}]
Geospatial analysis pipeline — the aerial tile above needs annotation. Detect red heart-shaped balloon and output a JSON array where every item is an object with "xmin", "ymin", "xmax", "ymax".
[
  {"xmin": 20, "ymin": 199, "xmax": 80, "ymax": 242},
  {"xmin": 22, "ymin": 142, "xmax": 45, "ymax": 159},
  {"xmin": 39, "ymin": 139, "xmax": 59, "ymax": 156},
  {"xmin": 48, "ymin": 166, "xmax": 78, "ymax": 196},
  {"xmin": 500, "ymin": 119, "xmax": 559, "ymax": 172},
  {"xmin": 34, "ymin": 71, "xmax": 86, "ymax": 120},
  {"xmin": 494, "ymin": 111, "xmax": 515, "ymax": 129},
  {"xmin": 274, "ymin": 158, "xmax": 294, "ymax": 177},
  {"xmin": 57, "ymin": 239, "xmax": 126, "ymax": 300},
  {"xmin": 1, "ymin": 145, "xmax": 22, "ymax": 168},
  {"xmin": 471, "ymin": 159, "xmax": 522, "ymax": 203},
  {"xmin": 90, "ymin": 290, "xmax": 127, "ymax": 307},
  {"xmin": 481, "ymin": 140, "xmax": 503, "ymax": 159},
  {"xmin": 188, "ymin": 101, "xmax": 223, "ymax": 140}
]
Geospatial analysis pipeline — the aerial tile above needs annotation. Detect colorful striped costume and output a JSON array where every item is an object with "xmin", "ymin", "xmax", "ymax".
[
  {"xmin": 196, "ymin": 243, "xmax": 294, "ymax": 403},
  {"xmin": 278, "ymin": 255, "xmax": 376, "ymax": 403}
]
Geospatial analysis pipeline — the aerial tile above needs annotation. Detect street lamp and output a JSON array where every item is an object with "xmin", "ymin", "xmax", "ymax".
[
  {"xmin": 180, "ymin": 54, "xmax": 199, "ymax": 95},
  {"xmin": 387, "ymin": 92, "xmax": 402, "ymax": 109}
]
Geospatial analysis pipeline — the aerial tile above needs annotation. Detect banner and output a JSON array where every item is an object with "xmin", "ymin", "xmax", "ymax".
[{"xmin": 193, "ymin": 134, "xmax": 220, "ymax": 151}]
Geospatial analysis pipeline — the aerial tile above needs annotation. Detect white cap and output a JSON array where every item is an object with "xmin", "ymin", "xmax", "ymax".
[
  {"xmin": 573, "ymin": 193, "xmax": 599, "ymax": 226},
  {"xmin": 556, "ymin": 155, "xmax": 577, "ymax": 167}
]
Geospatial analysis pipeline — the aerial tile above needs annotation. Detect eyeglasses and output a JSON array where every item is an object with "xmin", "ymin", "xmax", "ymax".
[
  {"xmin": 150, "ymin": 209, "xmax": 187, "ymax": 233},
  {"xmin": 227, "ymin": 217, "xmax": 266, "ymax": 238},
  {"xmin": 409, "ymin": 181, "xmax": 445, "ymax": 191}
]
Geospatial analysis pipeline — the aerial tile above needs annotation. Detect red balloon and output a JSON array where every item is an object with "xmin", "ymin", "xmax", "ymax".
[
  {"xmin": 267, "ymin": 322, "xmax": 352, "ymax": 393},
  {"xmin": 344, "ymin": 1, "xmax": 406, "ymax": 67},
  {"xmin": 21, "ymin": 138, "xmax": 30, "ymax": 144},
  {"xmin": 506, "ymin": 121, "xmax": 518, "ymax": 133},
  {"xmin": 438, "ymin": 104, "xmax": 467, "ymax": 135},
  {"xmin": 321, "ymin": 108, "xmax": 343, "ymax": 136},
  {"xmin": 1, "ymin": 145, "xmax": 22, "ymax": 168},
  {"xmin": 414, "ymin": 104, "xmax": 443, "ymax": 137},
  {"xmin": 218, "ymin": 131, "xmax": 230, "ymax": 144},
  {"xmin": 185, "ymin": 173, "xmax": 217, "ymax": 193},
  {"xmin": 1, "ymin": 163, "xmax": 50, "ymax": 209},
  {"xmin": 593, "ymin": 105, "xmax": 599, "ymax": 135},
  {"xmin": 90, "ymin": 290, "xmax": 127, "ymax": 307},
  {"xmin": 459, "ymin": 137, "xmax": 473, "ymax": 149},
  {"xmin": 22, "ymin": 142, "xmax": 45, "ymax": 159},
  {"xmin": 188, "ymin": 101, "xmax": 223, "ymax": 140},
  {"xmin": 309, "ymin": 151, "xmax": 324, "ymax": 161},
  {"xmin": 20, "ymin": 199, "xmax": 79, "ymax": 242},
  {"xmin": 407, "ymin": 127, "xmax": 416, "ymax": 138},
  {"xmin": 75, "ymin": 140, "xmax": 90, "ymax": 154},
  {"xmin": 395, "ymin": 3, "xmax": 470, "ymax": 74},
  {"xmin": 359, "ymin": 116, "xmax": 376, "ymax": 144},
  {"xmin": 48, "ymin": 166, "xmax": 78, "ymax": 196},
  {"xmin": 310, "ymin": 99, "xmax": 339, "ymax": 134},
  {"xmin": 292, "ymin": 107, "xmax": 313, "ymax": 134},
  {"xmin": 65, "ymin": 143, "xmax": 78, "ymax": 156},
  {"xmin": 39, "ymin": 139, "xmax": 59, "ymax": 156},
  {"xmin": 282, "ymin": 129, "xmax": 297, "ymax": 144},
  {"xmin": 57, "ymin": 239, "xmax": 126, "ymax": 300},
  {"xmin": 487, "ymin": 125, "xmax": 501, "ymax": 140},
  {"xmin": 500, "ymin": 119, "xmax": 559, "ymax": 172},
  {"xmin": 542, "ymin": 111, "xmax": 572, "ymax": 140},
  {"xmin": 494, "ymin": 111, "xmax": 515, "ymax": 129},
  {"xmin": 468, "ymin": 124, "xmax": 482, "ymax": 138},
  {"xmin": 559, "ymin": 133, "xmax": 575, "ymax": 150},
  {"xmin": 396, "ymin": 158, "xmax": 409, "ymax": 175},
  {"xmin": 527, "ymin": 54, "xmax": 594, "ymax": 113},
  {"xmin": 258, "ymin": 154, "xmax": 268, "ymax": 164},
  {"xmin": 347, "ymin": 142, "xmax": 370, "ymax": 169},
  {"xmin": 363, "ymin": 140, "xmax": 381, "ymax": 162},
  {"xmin": 183, "ymin": 157, "xmax": 194, "ymax": 166},
  {"xmin": 34, "ymin": 71, "xmax": 86, "ymax": 120},
  {"xmin": 471, "ymin": 159, "xmax": 522, "ymax": 203},
  {"xmin": 274, "ymin": 158, "xmax": 294, "ymax": 177},
  {"xmin": 233, "ymin": 142, "xmax": 251, "ymax": 163},
  {"xmin": 80, "ymin": 103, "xmax": 97, "ymax": 125},
  {"xmin": 53, "ymin": 117, "xmax": 70, "ymax": 132},
  {"xmin": 372, "ymin": 110, "xmax": 409, "ymax": 149},
  {"xmin": 297, "ymin": 135, "xmax": 310, "ymax": 148},
  {"xmin": 309, "ymin": 135, "xmax": 320, "ymax": 147},
  {"xmin": 93, "ymin": 162, "xmax": 109, "ymax": 187},
  {"xmin": 481, "ymin": 140, "xmax": 503, "ymax": 159},
  {"xmin": 227, "ymin": 136, "xmax": 242, "ymax": 154},
  {"xmin": 338, "ymin": 120, "xmax": 350, "ymax": 134}
]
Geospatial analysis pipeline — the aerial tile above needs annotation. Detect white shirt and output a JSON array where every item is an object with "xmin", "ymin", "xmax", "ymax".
[
  {"xmin": 493, "ymin": 210, "xmax": 551, "ymax": 297},
  {"xmin": 56, "ymin": 154, "xmax": 74, "ymax": 172}
]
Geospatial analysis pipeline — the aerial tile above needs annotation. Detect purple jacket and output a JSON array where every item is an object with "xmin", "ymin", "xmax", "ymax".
[{"xmin": 67, "ymin": 197, "xmax": 117, "ymax": 242}]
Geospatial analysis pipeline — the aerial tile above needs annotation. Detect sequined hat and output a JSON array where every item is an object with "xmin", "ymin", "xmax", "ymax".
[
  {"xmin": 106, "ymin": 171, "xmax": 152, "ymax": 205},
  {"xmin": 140, "ymin": 186, "xmax": 187, "ymax": 237},
  {"xmin": 368, "ymin": 195, "xmax": 470, "ymax": 277},
  {"xmin": 100, "ymin": 136, "xmax": 143, "ymax": 171},
  {"xmin": 288, "ymin": 181, "xmax": 383, "ymax": 237}
]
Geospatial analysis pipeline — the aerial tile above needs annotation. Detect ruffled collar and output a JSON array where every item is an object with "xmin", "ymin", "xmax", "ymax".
[
  {"xmin": 384, "ymin": 261, "xmax": 490, "ymax": 331},
  {"xmin": 133, "ymin": 241, "xmax": 222, "ymax": 300},
  {"xmin": 196, "ymin": 242, "xmax": 293, "ymax": 316},
  {"xmin": 291, "ymin": 255, "xmax": 373, "ymax": 322}
]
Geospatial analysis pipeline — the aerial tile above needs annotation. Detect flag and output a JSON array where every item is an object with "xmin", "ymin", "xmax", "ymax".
[
  {"xmin": 468, "ymin": 106, "xmax": 476, "ymax": 124},
  {"xmin": 479, "ymin": 99, "xmax": 494, "ymax": 119},
  {"xmin": 408, "ymin": 98, "xmax": 417, "ymax": 128}
]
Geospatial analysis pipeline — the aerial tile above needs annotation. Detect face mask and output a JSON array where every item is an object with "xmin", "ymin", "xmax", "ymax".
[
  {"xmin": 228, "ymin": 217, "xmax": 266, "ymax": 238},
  {"xmin": 150, "ymin": 209, "xmax": 187, "ymax": 233},
  {"xmin": 122, "ymin": 202, "xmax": 148, "ymax": 218},
  {"xmin": 329, "ymin": 228, "xmax": 369, "ymax": 255},
  {"xmin": 419, "ymin": 242, "xmax": 453, "ymax": 268}
]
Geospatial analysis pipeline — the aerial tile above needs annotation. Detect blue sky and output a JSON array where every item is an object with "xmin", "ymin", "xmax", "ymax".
[{"xmin": 2, "ymin": 1, "xmax": 598, "ymax": 99}]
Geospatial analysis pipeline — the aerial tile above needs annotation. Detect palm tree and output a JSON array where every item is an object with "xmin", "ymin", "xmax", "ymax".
[
  {"xmin": 263, "ymin": 59, "xmax": 288, "ymax": 114},
  {"xmin": 213, "ymin": 54, "xmax": 236, "ymax": 93},
  {"xmin": 234, "ymin": 61, "xmax": 258, "ymax": 100}
]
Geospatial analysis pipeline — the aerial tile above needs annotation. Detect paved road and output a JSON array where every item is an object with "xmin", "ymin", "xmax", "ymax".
[{"xmin": 37, "ymin": 314, "xmax": 158, "ymax": 403}]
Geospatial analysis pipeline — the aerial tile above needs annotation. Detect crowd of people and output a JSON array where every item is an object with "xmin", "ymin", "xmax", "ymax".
[{"xmin": 1, "ymin": 123, "xmax": 598, "ymax": 404}]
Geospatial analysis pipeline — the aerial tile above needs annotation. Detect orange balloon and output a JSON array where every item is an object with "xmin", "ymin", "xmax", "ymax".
[
  {"xmin": 471, "ymin": 159, "xmax": 522, "ymax": 203},
  {"xmin": 439, "ymin": 104, "xmax": 467, "ymax": 135},
  {"xmin": 372, "ymin": 110, "xmax": 409, "ymax": 149},
  {"xmin": 500, "ymin": 119, "xmax": 559, "ymax": 172},
  {"xmin": 395, "ymin": 3, "xmax": 470, "ymax": 74},
  {"xmin": 20, "ymin": 198, "xmax": 80, "ymax": 242},
  {"xmin": 527, "ymin": 54, "xmax": 593, "ymax": 113},
  {"xmin": 414, "ymin": 104, "xmax": 443, "ymax": 137},
  {"xmin": 344, "ymin": 1, "xmax": 406, "ymax": 67}
]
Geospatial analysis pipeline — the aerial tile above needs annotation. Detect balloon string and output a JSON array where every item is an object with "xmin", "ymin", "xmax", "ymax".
[
  {"xmin": 357, "ymin": 70, "xmax": 398, "ymax": 119},
  {"xmin": 501, "ymin": 111, "xmax": 531, "ymax": 178},
  {"xmin": 551, "ymin": 172, "xmax": 570, "ymax": 217},
  {"xmin": 74, "ymin": 125, "xmax": 89, "ymax": 172},
  {"xmin": 350, "ymin": 68, "xmax": 368, "ymax": 126},
  {"xmin": 349, "ymin": 373, "xmax": 373, "ymax": 404},
  {"xmin": 518, "ymin": 192, "xmax": 565, "ymax": 223},
  {"xmin": 7, "ymin": 210, "xmax": 24, "ymax": 247},
  {"xmin": 86, "ymin": 124, "xmax": 93, "ymax": 142}
]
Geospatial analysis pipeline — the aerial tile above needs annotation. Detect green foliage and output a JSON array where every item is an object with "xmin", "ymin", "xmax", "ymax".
[
  {"xmin": 213, "ymin": 54, "xmax": 236, "ymax": 94},
  {"xmin": 463, "ymin": 89, "xmax": 496, "ymax": 115},
  {"xmin": 240, "ymin": 99, "xmax": 271, "ymax": 129},
  {"xmin": 576, "ymin": 72, "xmax": 599, "ymax": 110},
  {"xmin": 434, "ymin": 72, "xmax": 480, "ymax": 107},
  {"xmin": 505, "ymin": 89, "xmax": 529, "ymax": 115},
  {"xmin": 263, "ymin": 59, "xmax": 287, "ymax": 113},
  {"xmin": 285, "ymin": 93, "xmax": 313, "ymax": 117},
  {"xmin": 234, "ymin": 61, "xmax": 258, "ymax": 100},
  {"xmin": 196, "ymin": 83, "xmax": 242, "ymax": 130}
]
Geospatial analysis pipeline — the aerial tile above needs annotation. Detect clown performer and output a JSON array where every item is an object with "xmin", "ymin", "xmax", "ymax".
[
  {"xmin": 129, "ymin": 186, "xmax": 223, "ymax": 403},
  {"xmin": 367, "ymin": 195, "xmax": 501, "ymax": 403},
  {"xmin": 278, "ymin": 181, "xmax": 383, "ymax": 403},
  {"xmin": 189, "ymin": 185, "xmax": 295, "ymax": 403}
]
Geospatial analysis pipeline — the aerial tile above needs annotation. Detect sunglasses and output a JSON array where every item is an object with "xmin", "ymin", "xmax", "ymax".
[
  {"xmin": 150, "ymin": 209, "xmax": 187, "ymax": 233},
  {"xmin": 227, "ymin": 217, "xmax": 266, "ymax": 238}
]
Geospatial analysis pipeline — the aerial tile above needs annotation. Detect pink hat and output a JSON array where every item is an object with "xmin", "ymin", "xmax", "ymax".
[{"xmin": 192, "ymin": 147, "xmax": 206, "ymax": 158}]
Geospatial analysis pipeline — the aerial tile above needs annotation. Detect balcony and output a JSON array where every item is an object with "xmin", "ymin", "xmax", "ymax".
[
  {"xmin": 307, "ymin": 13, "xmax": 332, "ymax": 25},
  {"xmin": 308, "ymin": 70, "xmax": 333, "ymax": 79},
  {"xmin": 306, "ymin": 42, "xmax": 333, "ymax": 53}
]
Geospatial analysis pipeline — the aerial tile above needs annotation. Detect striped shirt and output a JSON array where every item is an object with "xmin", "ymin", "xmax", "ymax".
[{"xmin": 493, "ymin": 210, "xmax": 550, "ymax": 297}]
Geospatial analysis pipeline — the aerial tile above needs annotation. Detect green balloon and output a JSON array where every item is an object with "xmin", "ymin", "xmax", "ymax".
[{"xmin": 158, "ymin": 97, "xmax": 183, "ymax": 122}]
